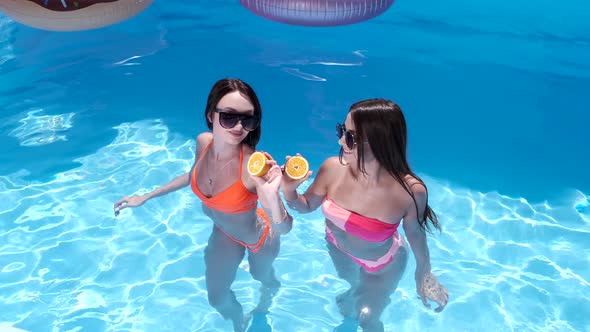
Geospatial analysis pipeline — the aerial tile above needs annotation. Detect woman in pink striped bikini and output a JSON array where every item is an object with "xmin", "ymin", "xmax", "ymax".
[{"xmin": 281, "ymin": 98, "xmax": 448, "ymax": 332}]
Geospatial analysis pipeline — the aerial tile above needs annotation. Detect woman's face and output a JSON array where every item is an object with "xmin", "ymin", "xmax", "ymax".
[{"xmin": 210, "ymin": 91, "xmax": 255, "ymax": 145}]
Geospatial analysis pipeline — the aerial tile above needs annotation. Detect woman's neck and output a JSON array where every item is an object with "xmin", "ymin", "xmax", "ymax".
[
  {"xmin": 353, "ymin": 159, "xmax": 386, "ymax": 187},
  {"xmin": 210, "ymin": 139, "xmax": 241, "ymax": 161}
]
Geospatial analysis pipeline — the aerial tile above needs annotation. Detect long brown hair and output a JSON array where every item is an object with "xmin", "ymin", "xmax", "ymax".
[{"xmin": 339, "ymin": 98, "xmax": 441, "ymax": 233}]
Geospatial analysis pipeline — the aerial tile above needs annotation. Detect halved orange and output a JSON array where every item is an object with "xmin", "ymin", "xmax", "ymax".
[
  {"xmin": 285, "ymin": 155, "xmax": 309, "ymax": 180},
  {"xmin": 247, "ymin": 151, "xmax": 270, "ymax": 177}
]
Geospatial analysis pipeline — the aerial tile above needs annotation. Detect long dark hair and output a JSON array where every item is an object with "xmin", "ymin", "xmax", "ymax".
[
  {"xmin": 339, "ymin": 98, "xmax": 441, "ymax": 233},
  {"xmin": 204, "ymin": 78, "xmax": 262, "ymax": 149}
]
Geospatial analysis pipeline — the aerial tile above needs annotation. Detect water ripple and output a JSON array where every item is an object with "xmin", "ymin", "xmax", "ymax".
[{"xmin": 0, "ymin": 120, "xmax": 588, "ymax": 331}]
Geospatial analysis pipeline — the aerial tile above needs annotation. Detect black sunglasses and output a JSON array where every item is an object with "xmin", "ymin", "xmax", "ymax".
[
  {"xmin": 214, "ymin": 109, "xmax": 259, "ymax": 131},
  {"xmin": 336, "ymin": 123, "xmax": 358, "ymax": 150}
]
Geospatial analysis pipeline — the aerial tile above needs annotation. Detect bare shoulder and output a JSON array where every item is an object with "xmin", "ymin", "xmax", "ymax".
[
  {"xmin": 318, "ymin": 156, "xmax": 341, "ymax": 176},
  {"xmin": 188, "ymin": 133, "xmax": 212, "ymax": 176},
  {"xmin": 402, "ymin": 174, "xmax": 428, "ymax": 216},
  {"xmin": 321, "ymin": 156, "xmax": 341, "ymax": 171},
  {"xmin": 314, "ymin": 156, "xmax": 342, "ymax": 186},
  {"xmin": 242, "ymin": 143, "xmax": 256, "ymax": 159},
  {"xmin": 196, "ymin": 132, "xmax": 213, "ymax": 153},
  {"xmin": 400, "ymin": 174, "xmax": 429, "ymax": 228},
  {"xmin": 404, "ymin": 174, "xmax": 427, "ymax": 197},
  {"xmin": 301, "ymin": 156, "xmax": 341, "ymax": 198}
]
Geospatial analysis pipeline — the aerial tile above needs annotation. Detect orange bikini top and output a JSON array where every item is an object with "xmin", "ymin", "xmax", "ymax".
[{"xmin": 190, "ymin": 141, "xmax": 258, "ymax": 214}]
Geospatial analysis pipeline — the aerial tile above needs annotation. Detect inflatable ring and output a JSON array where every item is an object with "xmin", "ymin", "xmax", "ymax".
[
  {"xmin": 239, "ymin": 0, "xmax": 396, "ymax": 27},
  {"xmin": 0, "ymin": 0, "xmax": 153, "ymax": 31}
]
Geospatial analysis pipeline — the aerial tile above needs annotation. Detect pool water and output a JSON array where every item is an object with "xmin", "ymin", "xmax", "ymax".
[{"xmin": 1, "ymin": 0, "xmax": 589, "ymax": 331}]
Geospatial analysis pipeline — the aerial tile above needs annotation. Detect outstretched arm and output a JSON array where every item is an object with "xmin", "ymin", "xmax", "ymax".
[
  {"xmin": 146, "ymin": 173, "xmax": 191, "ymax": 200},
  {"xmin": 114, "ymin": 133, "xmax": 207, "ymax": 215},
  {"xmin": 114, "ymin": 172, "xmax": 190, "ymax": 215},
  {"xmin": 282, "ymin": 156, "xmax": 337, "ymax": 214}
]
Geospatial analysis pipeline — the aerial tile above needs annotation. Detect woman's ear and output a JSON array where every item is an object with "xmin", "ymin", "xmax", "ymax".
[{"xmin": 206, "ymin": 111, "xmax": 213, "ymax": 125}]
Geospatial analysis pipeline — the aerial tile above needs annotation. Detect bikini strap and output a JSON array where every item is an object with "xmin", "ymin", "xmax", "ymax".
[
  {"xmin": 196, "ymin": 140, "xmax": 213, "ymax": 165},
  {"xmin": 215, "ymin": 208, "xmax": 270, "ymax": 253},
  {"xmin": 238, "ymin": 145, "xmax": 244, "ymax": 174}
]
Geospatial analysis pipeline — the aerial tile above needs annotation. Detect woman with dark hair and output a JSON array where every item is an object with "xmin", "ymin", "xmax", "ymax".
[
  {"xmin": 281, "ymin": 98, "xmax": 448, "ymax": 332},
  {"xmin": 114, "ymin": 78, "xmax": 292, "ymax": 332}
]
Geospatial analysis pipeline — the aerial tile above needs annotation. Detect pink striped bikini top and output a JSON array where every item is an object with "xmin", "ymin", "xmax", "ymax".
[{"xmin": 321, "ymin": 198, "xmax": 399, "ymax": 242}]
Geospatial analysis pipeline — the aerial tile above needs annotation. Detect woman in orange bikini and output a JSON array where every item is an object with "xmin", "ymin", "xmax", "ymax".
[
  {"xmin": 114, "ymin": 78, "xmax": 292, "ymax": 332},
  {"xmin": 281, "ymin": 99, "xmax": 448, "ymax": 332}
]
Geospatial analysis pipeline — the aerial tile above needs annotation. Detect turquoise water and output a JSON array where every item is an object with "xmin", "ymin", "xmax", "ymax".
[{"xmin": 1, "ymin": 0, "xmax": 590, "ymax": 331}]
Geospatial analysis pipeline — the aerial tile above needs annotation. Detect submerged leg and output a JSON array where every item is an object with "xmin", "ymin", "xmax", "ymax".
[
  {"xmin": 205, "ymin": 226, "xmax": 247, "ymax": 332},
  {"xmin": 326, "ymin": 239, "xmax": 361, "ymax": 318},
  {"xmin": 247, "ymin": 232, "xmax": 281, "ymax": 314},
  {"xmin": 355, "ymin": 246, "xmax": 408, "ymax": 332}
]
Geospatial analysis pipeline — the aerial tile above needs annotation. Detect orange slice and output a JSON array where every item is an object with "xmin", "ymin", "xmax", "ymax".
[
  {"xmin": 247, "ymin": 151, "xmax": 270, "ymax": 177},
  {"xmin": 285, "ymin": 155, "xmax": 309, "ymax": 180}
]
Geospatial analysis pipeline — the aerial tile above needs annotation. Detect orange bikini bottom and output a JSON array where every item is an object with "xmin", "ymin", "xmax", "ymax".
[{"xmin": 215, "ymin": 208, "xmax": 270, "ymax": 253}]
